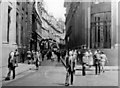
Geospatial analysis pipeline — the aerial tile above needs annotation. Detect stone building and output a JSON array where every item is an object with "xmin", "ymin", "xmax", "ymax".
[
  {"xmin": 38, "ymin": 2, "xmax": 64, "ymax": 45},
  {"xmin": 1, "ymin": 0, "xmax": 42, "ymax": 66},
  {"xmin": 16, "ymin": 1, "xmax": 34, "ymax": 62},
  {"xmin": 64, "ymin": 2, "xmax": 90, "ymax": 49},
  {"xmin": 64, "ymin": 1, "xmax": 120, "ymax": 65},
  {"xmin": 1, "ymin": 1, "xmax": 18, "ymax": 66}
]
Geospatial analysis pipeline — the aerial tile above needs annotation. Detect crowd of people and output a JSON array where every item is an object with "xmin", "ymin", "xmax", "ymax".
[
  {"xmin": 63, "ymin": 46, "xmax": 108, "ymax": 86},
  {"xmin": 5, "ymin": 46, "xmax": 108, "ymax": 86},
  {"xmin": 27, "ymin": 50, "xmax": 42, "ymax": 70}
]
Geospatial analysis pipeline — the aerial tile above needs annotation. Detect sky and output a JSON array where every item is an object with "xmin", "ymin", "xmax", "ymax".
[{"xmin": 44, "ymin": 0, "xmax": 66, "ymax": 21}]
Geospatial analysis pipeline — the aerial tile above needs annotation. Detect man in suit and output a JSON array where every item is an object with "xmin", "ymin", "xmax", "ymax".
[
  {"xmin": 94, "ymin": 49, "xmax": 101, "ymax": 75},
  {"xmin": 65, "ymin": 50, "xmax": 75, "ymax": 86}
]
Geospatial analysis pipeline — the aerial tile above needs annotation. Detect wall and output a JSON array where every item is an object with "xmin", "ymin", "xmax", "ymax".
[
  {"xmin": 65, "ymin": 2, "xmax": 89, "ymax": 49},
  {"xmin": 2, "ymin": 2, "xmax": 17, "ymax": 67},
  {"xmin": 118, "ymin": 1, "xmax": 120, "ymax": 66}
]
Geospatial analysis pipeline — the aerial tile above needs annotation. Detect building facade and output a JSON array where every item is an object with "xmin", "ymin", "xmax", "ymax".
[
  {"xmin": 1, "ymin": 1, "xmax": 18, "ymax": 66},
  {"xmin": 37, "ymin": 1, "xmax": 65, "ymax": 50},
  {"xmin": 64, "ymin": 2, "xmax": 90, "ymax": 49},
  {"xmin": 64, "ymin": 1, "xmax": 119, "ymax": 65},
  {"xmin": 64, "ymin": 1, "xmax": 119, "ymax": 49},
  {"xmin": 1, "ymin": 0, "xmax": 42, "ymax": 66}
]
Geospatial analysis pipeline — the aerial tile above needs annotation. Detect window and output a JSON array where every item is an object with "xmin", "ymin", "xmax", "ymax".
[
  {"xmin": 17, "ymin": 2, "xmax": 20, "ymax": 5},
  {"xmin": 90, "ymin": 12, "xmax": 111, "ymax": 48},
  {"xmin": 7, "ymin": 6, "xmax": 12, "ymax": 42},
  {"xmin": 16, "ymin": 12, "xmax": 19, "ymax": 44},
  {"xmin": 21, "ymin": 26, "xmax": 23, "ymax": 44}
]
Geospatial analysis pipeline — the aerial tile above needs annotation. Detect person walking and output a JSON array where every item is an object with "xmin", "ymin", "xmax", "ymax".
[
  {"xmin": 73, "ymin": 50, "xmax": 77, "ymax": 72},
  {"xmin": 57, "ymin": 50, "xmax": 61, "ymax": 63},
  {"xmin": 94, "ymin": 49, "xmax": 101, "ymax": 75},
  {"xmin": 5, "ymin": 51, "xmax": 17, "ymax": 80},
  {"xmin": 14, "ymin": 49, "xmax": 19, "ymax": 66},
  {"xmin": 65, "ymin": 51, "xmax": 75, "ymax": 86},
  {"xmin": 100, "ymin": 51, "xmax": 108, "ymax": 73},
  {"xmin": 27, "ymin": 50, "xmax": 31, "ymax": 64},
  {"xmin": 34, "ymin": 51, "xmax": 40, "ymax": 70},
  {"xmin": 88, "ymin": 50, "xmax": 93, "ymax": 67},
  {"xmin": 77, "ymin": 51, "xmax": 81, "ymax": 64},
  {"xmin": 81, "ymin": 46, "xmax": 87, "ymax": 76},
  {"xmin": 21, "ymin": 50, "xmax": 25, "ymax": 63},
  {"xmin": 82, "ymin": 50, "xmax": 89, "ymax": 76},
  {"xmin": 38, "ymin": 50, "xmax": 42, "ymax": 66}
]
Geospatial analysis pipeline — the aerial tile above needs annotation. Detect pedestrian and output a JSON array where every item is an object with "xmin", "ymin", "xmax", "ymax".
[
  {"xmin": 51, "ymin": 51, "xmax": 56, "ymax": 62},
  {"xmin": 100, "ymin": 51, "xmax": 108, "ymax": 73},
  {"xmin": 31, "ymin": 50, "xmax": 36, "ymax": 64},
  {"xmin": 88, "ymin": 50, "xmax": 93, "ymax": 67},
  {"xmin": 56, "ymin": 49, "xmax": 61, "ymax": 63},
  {"xmin": 65, "ymin": 50, "xmax": 75, "ymax": 86},
  {"xmin": 77, "ymin": 50, "xmax": 81, "ymax": 64},
  {"xmin": 27, "ymin": 49, "xmax": 31, "ymax": 64},
  {"xmin": 14, "ymin": 49, "xmax": 19, "ymax": 66},
  {"xmin": 21, "ymin": 50, "xmax": 25, "ymax": 63},
  {"xmin": 73, "ymin": 50, "xmax": 77, "ymax": 71},
  {"xmin": 5, "ymin": 51, "xmax": 17, "ymax": 80},
  {"xmin": 34, "ymin": 51, "xmax": 40, "ymax": 70},
  {"xmin": 46, "ymin": 50, "xmax": 52, "ymax": 60},
  {"xmin": 81, "ymin": 46, "xmax": 87, "ymax": 76},
  {"xmin": 94, "ymin": 49, "xmax": 101, "ymax": 75},
  {"xmin": 41, "ymin": 50, "xmax": 45, "ymax": 61},
  {"xmin": 38, "ymin": 50, "xmax": 42, "ymax": 66},
  {"xmin": 82, "ymin": 50, "xmax": 89, "ymax": 76}
]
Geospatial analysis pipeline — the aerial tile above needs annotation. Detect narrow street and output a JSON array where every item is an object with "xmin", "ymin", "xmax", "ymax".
[
  {"xmin": 1, "ymin": 0, "xmax": 119, "ymax": 87},
  {"xmin": 2, "ymin": 60, "xmax": 118, "ymax": 86}
]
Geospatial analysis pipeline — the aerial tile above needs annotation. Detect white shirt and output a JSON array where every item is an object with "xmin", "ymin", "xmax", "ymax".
[{"xmin": 100, "ymin": 54, "xmax": 107, "ymax": 62}]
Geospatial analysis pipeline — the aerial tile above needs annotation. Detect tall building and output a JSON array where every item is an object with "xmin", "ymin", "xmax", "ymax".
[
  {"xmin": 1, "ymin": 0, "xmax": 42, "ymax": 66},
  {"xmin": 1, "ymin": 1, "xmax": 18, "ymax": 66},
  {"xmin": 64, "ymin": 1, "xmax": 119, "ymax": 65},
  {"xmin": 64, "ymin": 2, "xmax": 90, "ymax": 49}
]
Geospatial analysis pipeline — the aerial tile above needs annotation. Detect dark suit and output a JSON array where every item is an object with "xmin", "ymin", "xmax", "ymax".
[{"xmin": 65, "ymin": 55, "xmax": 75, "ymax": 85}]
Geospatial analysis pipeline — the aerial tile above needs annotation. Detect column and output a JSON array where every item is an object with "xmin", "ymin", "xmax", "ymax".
[
  {"xmin": 111, "ymin": 1, "xmax": 118, "ymax": 48},
  {"xmin": 118, "ymin": 1, "xmax": 120, "ymax": 46},
  {"xmin": 9, "ymin": 2, "xmax": 17, "ymax": 45},
  {"xmin": 88, "ymin": 4, "xmax": 91, "ymax": 49},
  {"xmin": 2, "ymin": 2, "xmax": 8, "ymax": 43}
]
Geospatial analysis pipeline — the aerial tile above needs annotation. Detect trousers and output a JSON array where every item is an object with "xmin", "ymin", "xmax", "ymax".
[
  {"xmin": 65, "ymin": 69, "xmax": 74, "ymax": 85},
  {"xmin": 7, "ymin": 66, "xmax": 15, "ymax": 79}
]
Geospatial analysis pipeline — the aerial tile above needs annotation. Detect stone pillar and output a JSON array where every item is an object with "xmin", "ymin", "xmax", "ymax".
[
  {"xmin": 88, "ymin": 4, "xmax": 91, "ymax": 49},
  {"xmin": 118, "ymin": 1, "xmax": 120, "ymax": 46},
  {"xmin": 111, "ymin": 1, "xmax": 118, "ymax": 48},
  {"xmin": 1, "ymin": 2, "xmax": 8, "ymax": 43},
  {"xmin": 9, "ymin": 2, "xmax": 17, "ymax": 45}
]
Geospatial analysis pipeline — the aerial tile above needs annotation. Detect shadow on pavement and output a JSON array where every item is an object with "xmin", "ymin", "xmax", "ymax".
[{"xmin": 53, "ymin": 83, "xmax": 65, "ymax": 86}]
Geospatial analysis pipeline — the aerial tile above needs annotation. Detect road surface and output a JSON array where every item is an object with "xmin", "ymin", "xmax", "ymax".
[{"xmin": 2, "ymin": 60, "xmax": 118, "ymax": 86}]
